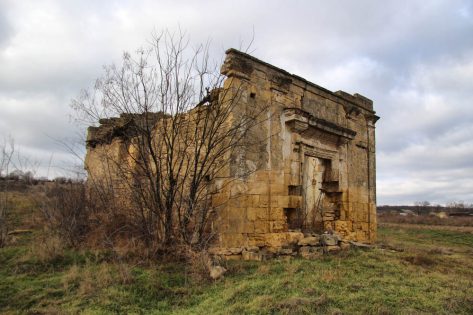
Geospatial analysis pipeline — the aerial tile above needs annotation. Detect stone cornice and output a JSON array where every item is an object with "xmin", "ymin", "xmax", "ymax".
[
  {"xmin": 283, "ymin": 108, "xmax": 356, "ymax": 144},
  {"xmin": 224, "ymin": 48, "xmax": 376, "ymax": 113}
]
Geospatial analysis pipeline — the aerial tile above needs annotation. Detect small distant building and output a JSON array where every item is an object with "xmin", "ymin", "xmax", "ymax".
[
  {"xmin": 400, "ymin": 209, "xmax": 417, "ymax": 216},
  {"xmin": 429, "ymin": 211, "xmax": 448, "ymax": 219}
]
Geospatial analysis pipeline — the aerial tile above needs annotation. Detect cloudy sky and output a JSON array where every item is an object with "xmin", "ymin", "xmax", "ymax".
[{"xmin": 1, "ymin": 0, "xmax": 472, "ymax": 205}]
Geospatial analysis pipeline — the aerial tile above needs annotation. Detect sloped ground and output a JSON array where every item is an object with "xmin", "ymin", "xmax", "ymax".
[{"xmin": 1, "ymin": 191, "xmax": 472, "ymax": 314}]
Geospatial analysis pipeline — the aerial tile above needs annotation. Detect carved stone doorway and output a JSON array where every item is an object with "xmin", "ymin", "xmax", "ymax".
[{"xmin": 302, "ymin": 155, "xmax": 325, "ymax": 233}]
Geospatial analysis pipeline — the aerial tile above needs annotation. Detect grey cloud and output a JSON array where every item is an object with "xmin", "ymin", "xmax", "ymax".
[{"xmin": 0, "ymin": 2, "xmax": 14, "ymax": 48}]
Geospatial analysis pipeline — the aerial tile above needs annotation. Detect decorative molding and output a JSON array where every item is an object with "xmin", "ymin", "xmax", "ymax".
[{"xmin": 283, "ymin": 108, "xmax": 356, "ymax": 145}]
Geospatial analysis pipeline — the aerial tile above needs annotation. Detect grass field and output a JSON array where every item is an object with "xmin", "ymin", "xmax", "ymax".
[{"xmin": 1, "ymin": 192, "xmax": 472, "ymax": 314}]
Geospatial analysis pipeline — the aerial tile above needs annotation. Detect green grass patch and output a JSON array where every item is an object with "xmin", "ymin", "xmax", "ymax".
[
  {"xmin": 379, "ymin": 226, "xmax": 473, "ymax": 248},
  {"xmin": 1, "ymin": 226, "xmax": 472, "ymax": 314}
]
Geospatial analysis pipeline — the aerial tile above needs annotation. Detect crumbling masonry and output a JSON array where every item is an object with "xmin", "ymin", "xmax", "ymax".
[{"xmin": 86, "ymin": 49, "xmax": 379, "ymax": 259}]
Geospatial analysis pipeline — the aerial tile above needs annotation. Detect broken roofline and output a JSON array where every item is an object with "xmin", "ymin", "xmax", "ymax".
[{"xmin": 224, "ymin": 48, "xmax": 378, "ymax": 115}]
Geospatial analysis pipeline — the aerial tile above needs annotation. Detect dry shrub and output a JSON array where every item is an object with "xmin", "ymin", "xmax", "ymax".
[
  {"xmin": 62, "ymin": 265, "xmax": 81, "ymax": 292},
  {"xmin": 403, "ymin": 253, "xmax": 437, "ymax": 267},
  {"xmin": 39, "ymin": 181, "xmax": 150, "ymax": 259},
  {"xmin": 284, "ymin": 262, "xmax": 303, "ymax": 275},
  {"xmin": 0, "ymin": 212, "xmax": 8, "ymax": 248},
  {"xmin": 183, "ymin": 249, "xmax": 212, "ymax": 283},
  {"xmin": 110, "ymin": 237, "xmax": 148, "ymax": 260},
  {"xmin": 321, "ymin": 270, "xmax": 339, "ymax": 283},
  {"xmin": 115, "ymin": 262, "xmax": 135, "ymax": 285},
  {"xmin": 257, "ymin": 264, "xmax": 270, "ymax": 275},
  {"xmin": 84, "ymin": 185, "xmax": 157, "ymax": 259},
  {"xmin": 78, "ymin": 266, "xmax": 95, "ymax": 296},
  {"xmin": 0, "ymin": 225, "xmax": 9, "ymax": 248},
  {"xmin": 96, "ymin": 262, "xmax": 114, "ymax": 286},
  {"xmin": 29, "ymin": 233, "xmax": 64, "ymax": 263},
  {"xmin": 40, "ymin": 182, "xmax": 89, "ymax": 248},
  {"xmin": 0, "ymin": 191, "xmax": 13, "ymax": 248},
  {"xmin": 62, "ymin": 262, "xmax": 133, "ymax": 297},
  {"xmin": 176, "ymin": 246, "xmax": 226, "ymax": 283}
]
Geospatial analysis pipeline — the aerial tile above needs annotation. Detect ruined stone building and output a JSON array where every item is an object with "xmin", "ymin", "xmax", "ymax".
[{"xmin": 86, "ymin": 49, "xmax": 379, "ymax": 256}]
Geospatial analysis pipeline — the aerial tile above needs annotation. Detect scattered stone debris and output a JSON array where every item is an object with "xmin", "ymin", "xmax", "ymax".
[
  {"xmin": 209, "ymin": 231, "xmax": 372, "ymax": 261},
  {"xmin": 298, "ymin": 236, "xmax": 320, "ymax": 246}
]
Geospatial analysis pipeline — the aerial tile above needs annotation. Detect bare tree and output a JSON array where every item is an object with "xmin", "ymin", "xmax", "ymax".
[
  {"xmin": 447, "ymin": 201, "xmax": 466, "ymax": 209},
  {"xmin": 72, "ymin": 30, "xmax": 264, "ymax": 253},
  {"xmin": 414, "ymin": 200, "xmax": 431, "ymax": 215}
]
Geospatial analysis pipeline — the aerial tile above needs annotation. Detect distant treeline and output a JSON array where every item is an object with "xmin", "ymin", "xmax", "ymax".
[
  {"xmin": 0, "ymin": 174, "xmax": 83, "ymax": 192},
  {"xmin": 378, "ymin": 204, "xmax": 473, "ymax": 215}
]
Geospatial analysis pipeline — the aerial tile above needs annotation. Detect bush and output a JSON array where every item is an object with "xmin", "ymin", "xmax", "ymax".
[{"xmin": 40, "ymin": 182, "xmax": 89, "ymax": 248}]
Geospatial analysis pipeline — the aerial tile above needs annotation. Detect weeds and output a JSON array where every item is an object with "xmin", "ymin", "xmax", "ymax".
[
  {"xmin": 28, "ymin": 233, "xmax": 64, "ymax": 264},
  {"xmin": 2, "ymin": 229, "xmax": 473, "ymax": 314},
  {"xmin": 1, "ymin": 187, "xmax": 472, "ymax": 314}
]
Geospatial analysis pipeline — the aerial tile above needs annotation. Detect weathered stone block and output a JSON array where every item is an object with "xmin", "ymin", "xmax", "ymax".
[
  {"xmin": 270, "ymin": 183, "xmax": 286, "ymax": 195},
  {"xmin": 254, "ymin": 221, "xmax": 269, "ymax": 233},
  {"xmin": 264, "ymin": 233, "xmax": 288, "ymax": 248},
  {"xmin": 269, "ymin": 208, "xmax": 286, "ymax": 221},
  {"xmin": 269, "ymin": 171, "xmax": 285, "ymax": 184},
  {"xmin": 247, "ymin": 234, "xmax": 266, "ymax": 247},
  {"xmin": 325, "ymin": 245, "xmax": 341, "ymax": 252},
  {"xmin": 228, "ymin": 247, "xmax": 243, "ymax": 255},
  {"xmin": 223, "ymin": 254, "xmax": 242, "ymax": 261},
  {"xmin": 228, "ymin": 195, "xmax": 247, "ymax": 207},
  {"xmin": 242, "ymin": 250, "xmax": 264, "ymax": 261},
  {"xmin": 247, "ymin": 207, "xmax": 268, "ymax": 221},
  {"xmin": 298, "ymin": 236, "xmax": 320, "ymax": 246},
  {"xmin": 255, "ymin": 170, "xmax": 269, "ymax": 181},
  {"xmin": 247, "ymin": 182, "xmax": 269, "ymax": 195},
  {"xmin": 245, "ymin": 246, "xmax": 260, "ymax": 252},
  {"xmin": 320, "ymin": 234, "xmax": 338, "ymax": 246},
  {"xmin": 270, "ymin": 220, "xmax": 286, "ymax": 232},
  {"xmin": 286, "ymin": 231, "xmax": 304, "ymax": 244}
]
